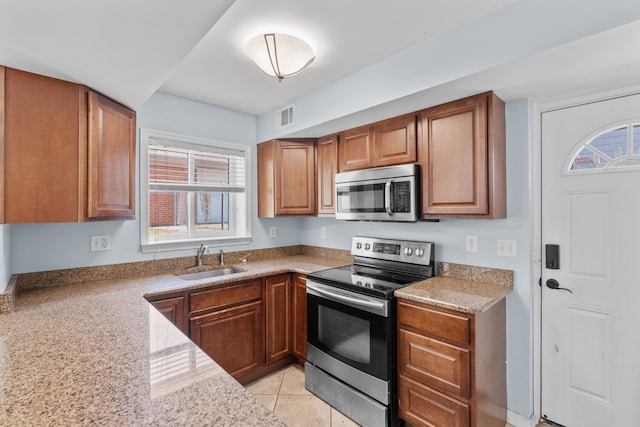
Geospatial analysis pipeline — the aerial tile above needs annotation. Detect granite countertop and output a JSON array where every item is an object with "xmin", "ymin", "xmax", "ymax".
[
  {"xmin": 0, "ymin": 255, "xmax": 347, "ymax": 427},
  {"xmin": 144, "ymin": 256, "xmax": 347, "ymax": 298},
  {"xmin": 395, "ymin": 262, "xmax": 514, "ymax": 314}
]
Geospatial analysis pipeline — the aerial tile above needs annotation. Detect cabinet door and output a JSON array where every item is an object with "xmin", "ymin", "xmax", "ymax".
[
  {"xmin": 419, "ymin": 91, "xmax": 505, "ymax": 219},
  {"xmin": 339, "ymin": 125, "xmax": 374, "ymax": 171},
  {"xmin": 3, "ymin": 67, "xmax": 84, "ymax": 223},
  {"xmin": 398, "ymin": 374, "xmax": 470, "ymax": 427},
  {"xmin": 150, "ymin": 296, "xmax": 186, "ymax": 334},
  {"xmin": 87, "ymin": 91, "xmax": 136, "ymax": 220},
  {"xmin": 317, "ymin": 135, "xmax": 338, "ymax": 216},
  {"xmin": 265, "ymin": 274, "xmax": 292, "ymax": 364},
  {"xmin": 374, "ymin": 114, "xmax": 417, "ymax": 167},
  {"xmin": 275, "ymin": 140, "xmax": 316, "ymax": 215},
  {"xmin": 190, "ymin": 300, "xmax": 263, "ymax": 379},
  {"xmin": 291, "ymin": 273, "xmax": 307, "ymax": 363}
]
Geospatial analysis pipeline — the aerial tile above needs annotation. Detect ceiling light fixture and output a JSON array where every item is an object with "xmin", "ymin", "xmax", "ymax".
[{"xmin": 246, "ymin": 33, "xmax": 315, "ymax": 82}]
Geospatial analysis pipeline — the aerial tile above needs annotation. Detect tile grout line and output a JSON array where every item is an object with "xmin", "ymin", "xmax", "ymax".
[{"xmin": 272, "ymin": 367, "xmax": 286, "ymax": 411}]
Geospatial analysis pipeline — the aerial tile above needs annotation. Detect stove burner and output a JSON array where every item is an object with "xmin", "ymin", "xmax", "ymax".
[{"xmin": 307, "ymin": 236, "xmax": 435, "ymax": 299}]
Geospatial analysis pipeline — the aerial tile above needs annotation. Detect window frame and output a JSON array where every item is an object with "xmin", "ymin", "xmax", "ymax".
[
  {"xmin": 565, "ymin": 121, "xmax": 640, "ymax": 174},
  {"xmin": 140, "ymin": 128, "xmax": 252, "ymax": 253}
]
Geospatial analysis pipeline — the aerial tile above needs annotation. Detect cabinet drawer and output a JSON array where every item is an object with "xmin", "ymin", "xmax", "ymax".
[
  {"xmin": 397, "ymin": 299, "xmax": 470, "ymax": 346},
  {"xmin": 189, "ymin": 280, "xmax": 262, "ymax": 314},
  {"xmin": 398, "ymin": 329, "xmax": 470, "ymax": 399},
  {"xmin": 398, "ymin": 374, "xmax": 469, "ymax": 427}
]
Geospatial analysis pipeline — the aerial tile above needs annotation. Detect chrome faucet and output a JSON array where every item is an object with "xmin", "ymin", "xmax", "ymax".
[
  {"xmin": 220, "ymin": 249, "xmax": 225, "ymax": 266},
  {"xmin": 196, "ymin": 243, "xmax": 207, "ymax": 266}
]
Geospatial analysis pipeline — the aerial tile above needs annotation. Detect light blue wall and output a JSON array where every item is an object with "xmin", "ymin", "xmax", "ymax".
[
  {"xmin": 300, "ymin": 99, "xmax": 536, "ymax": 418},
  {"xmin": 8, "ymin": 92, "xmax": 302, "ymax": 275},
  {"xmin": 0, "ymin": 225, "xmax": 10, "ymax": 290}
]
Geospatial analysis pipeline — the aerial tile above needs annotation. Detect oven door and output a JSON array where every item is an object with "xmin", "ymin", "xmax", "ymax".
[{"xmin": 306, "ymin": 280, "xmax": 391, "ymax": 381}]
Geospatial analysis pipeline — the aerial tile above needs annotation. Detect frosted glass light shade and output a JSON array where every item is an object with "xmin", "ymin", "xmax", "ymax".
[{"xmin": 246, "ymin": 33, "xmax": 315, "ymax": 81}]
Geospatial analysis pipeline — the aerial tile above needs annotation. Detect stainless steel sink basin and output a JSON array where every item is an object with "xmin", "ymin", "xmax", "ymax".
[{"xmin": 176, "ymin": 267, "xmax": 246, "ymax": 281}]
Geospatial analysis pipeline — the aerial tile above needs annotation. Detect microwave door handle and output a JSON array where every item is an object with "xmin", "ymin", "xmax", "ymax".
[{"xmin": 384, "ymin": 180, "xmax": 392, "ymax": 216}]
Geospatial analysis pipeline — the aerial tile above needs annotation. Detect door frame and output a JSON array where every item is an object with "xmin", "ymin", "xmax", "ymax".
[{"xmin": 532, "ymin": 83, "xmax": 640, "ymax": 427}]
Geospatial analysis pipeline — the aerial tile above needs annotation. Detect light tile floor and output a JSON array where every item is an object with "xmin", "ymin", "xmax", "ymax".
[
  {"xmin": 245, "ymin": 364, "xmax": 360, "ymax": 427},
  {"xmin": 246, "ymin": 363, "xmax": 517, "ymax": 427}
]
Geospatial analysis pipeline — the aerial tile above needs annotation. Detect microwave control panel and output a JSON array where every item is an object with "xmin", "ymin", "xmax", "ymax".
[{"xmin": 392, "ymin": 181, "xmax": 411, "ymax": 212}]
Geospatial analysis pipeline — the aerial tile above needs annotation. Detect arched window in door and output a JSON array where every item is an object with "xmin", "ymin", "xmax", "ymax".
[{"xmin": 566, "ymin": 123, "xmax": 640, "ymax": 173}]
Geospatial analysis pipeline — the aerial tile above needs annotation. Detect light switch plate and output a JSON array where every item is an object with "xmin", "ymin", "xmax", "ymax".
[{"xmin": 497, "ymin": 240, "xmax": 517, "ymax": 257}]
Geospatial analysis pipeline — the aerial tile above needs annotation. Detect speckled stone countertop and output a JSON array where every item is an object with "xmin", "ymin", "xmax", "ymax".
[
  {"xmin": 0, "ymin": 255, "xmax": 347, "ymax": 427},
  {"xmin": 395, "ymin": 262, "xmax": 513, "ymax": 314}
]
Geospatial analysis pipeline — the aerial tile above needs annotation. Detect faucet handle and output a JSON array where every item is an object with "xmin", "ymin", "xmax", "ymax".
[{"xmin": 240, "ymin": 251, "xmax": 252, "ymax": 264}]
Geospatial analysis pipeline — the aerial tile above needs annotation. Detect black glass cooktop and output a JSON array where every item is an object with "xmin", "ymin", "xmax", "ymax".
[{"xmin": 307, "ymin": 264, "xmax": 430, "ymax": 299}]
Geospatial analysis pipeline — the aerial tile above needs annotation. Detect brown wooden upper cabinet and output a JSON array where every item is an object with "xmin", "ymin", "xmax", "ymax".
[
  {"xmin": 339, "ymin": 113, "xmax": 417, "ymax": 172},
  {"xmin": 418, "ymin": 91, "xmax": 506, "ymax": 219},
  {"xmin": 87, "ymin": 92, "xmax": 136, "ymax": 220},
  {"xmin": 258, "ymin": 139, "xmax": 316, "ymax": 217},
  {"xmin": 316, "ymin": 134, "xmax": 338, "ymax": 216},
  {"xmin": 0, "ymin": 66, "xmax": 136, "ymax": 223}
]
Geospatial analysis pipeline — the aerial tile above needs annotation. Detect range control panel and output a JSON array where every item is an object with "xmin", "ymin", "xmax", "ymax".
[{"xmin": 351, "ymin": 236, "xmax": 434, "ymax": 266}]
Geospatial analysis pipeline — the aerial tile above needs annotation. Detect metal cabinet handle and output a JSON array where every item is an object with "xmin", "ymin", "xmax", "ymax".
[{"xmin": 546, "ymin": 278, "xmax": 573, "ymax": 294}]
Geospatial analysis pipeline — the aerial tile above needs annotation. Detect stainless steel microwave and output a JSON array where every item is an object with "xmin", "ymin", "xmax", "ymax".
[{"xmin": 335, "ymin": 163, "xmax": 419, "ymax": 221}]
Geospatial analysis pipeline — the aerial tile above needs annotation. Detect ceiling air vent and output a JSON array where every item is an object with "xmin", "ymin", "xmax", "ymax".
[{"xmin": 277, "ymin": 104, "xmax": 295, "ymax": 129}]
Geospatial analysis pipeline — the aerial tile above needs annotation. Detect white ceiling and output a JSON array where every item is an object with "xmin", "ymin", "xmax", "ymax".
[
  {"xmin": 1, "ymin": 0, "xmax": 639, "ymax": 118},
  {"xmin": 159, "ymin": 0, "xmax": 511, "ymax": 115}
]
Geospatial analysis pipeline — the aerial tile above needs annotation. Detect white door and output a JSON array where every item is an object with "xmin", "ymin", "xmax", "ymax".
[{"xmin": 541, "ymin": 94, "xmax": 640, "ymax": 426}]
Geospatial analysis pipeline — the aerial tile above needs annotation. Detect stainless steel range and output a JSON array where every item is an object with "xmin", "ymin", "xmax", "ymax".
[{"xmin": 305, "ymin": 236, "xmax": 435, "ymax": 427}]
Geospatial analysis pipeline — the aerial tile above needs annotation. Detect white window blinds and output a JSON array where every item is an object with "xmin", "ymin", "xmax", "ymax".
[{"xmin": 148, "ymin": 136, "xmax": 246, "ymax": 193}]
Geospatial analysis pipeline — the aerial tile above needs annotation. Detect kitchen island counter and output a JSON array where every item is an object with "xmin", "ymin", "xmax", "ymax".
[{"xmin": 0, "ymin": 255, "xmax": 347, "ymax": 426}]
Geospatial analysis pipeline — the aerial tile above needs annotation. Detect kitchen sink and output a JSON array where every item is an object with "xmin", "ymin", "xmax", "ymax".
[{"xmin": 176, "ymin": 267, "xmax": 246, "ymax": 281}]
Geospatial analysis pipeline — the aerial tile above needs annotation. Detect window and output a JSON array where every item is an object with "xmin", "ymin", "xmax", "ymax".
[
  {"xmin": 566, "ymin": 123, "xmax": 640, "ymax": 173},
  {"xmin": 140, "ymin": 129, "xmax": 251, "ymax": 252}
]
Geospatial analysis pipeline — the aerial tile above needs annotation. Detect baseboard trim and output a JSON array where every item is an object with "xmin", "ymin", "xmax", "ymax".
[{"xmin": 507, "ymin": 410, "xmax": 538, "ymax": 427}]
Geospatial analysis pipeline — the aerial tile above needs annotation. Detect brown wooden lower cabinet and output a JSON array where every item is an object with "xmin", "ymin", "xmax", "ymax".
[
  {"xmin": 149, "ymin": 272, "xmax": 309, "ymax": 384},
  {"xmin": 190, "ymin": 300, "xmax": 263, "ymax": 379},
  {"xmin": 291, "ymin": 273, "xmax": 307, "ymax": 363},
  {"xmin": 397, "ymin": 297, "xmax": 506, "ymax": 427},
  {"xmin": 264, "ymin": 274, "xmax": 292, "ymax": 364},
  {"xmin": 149, "ymin": 295, "xmax": 187, "ymax": 334},
  {"xmin": 399, "ymin": 373, "xmax": 470, "ymax": 427}
]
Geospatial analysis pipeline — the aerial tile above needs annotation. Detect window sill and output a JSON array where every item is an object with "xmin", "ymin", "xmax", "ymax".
[{"xmin": 141, "ymin": 236, "xmax": 253, "ymax": 254}]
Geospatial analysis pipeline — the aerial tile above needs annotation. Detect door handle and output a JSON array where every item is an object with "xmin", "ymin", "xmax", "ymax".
[
  {"xmin": 546, "ymin": 278, "xmax": 573, "ymax": 294},
  {"xmin": 384, "ymin": 180, "xmax": 393, "ymax": 216}
]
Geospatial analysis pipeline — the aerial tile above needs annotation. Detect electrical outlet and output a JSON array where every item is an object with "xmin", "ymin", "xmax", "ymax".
[
  {"xmin": 497, "ymin": 240, "xmax": 517, "ymax": 257},
  {"xmin": 465, "ymin": 235, "xmax": 478, "ymax": 253},
  {"xmin": 91, "ymin": 235, "xmax": 111, "ymax": 252},
  {"xmin": 269, "ymin": 226, "xmax": 277, "ymax": 238},
  {"xmin": 321, "ymin": 227, "xmax": 327, "ymax": 239}
]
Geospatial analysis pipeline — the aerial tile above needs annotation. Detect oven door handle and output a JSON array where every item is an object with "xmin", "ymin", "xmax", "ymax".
[
  {"xmin": 384, "ymin": 180, "xmax": 393, "ymax": 216},
  {"xmin": 306, "ymin": 281, "xmax": 388, "ymax": 316}
]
